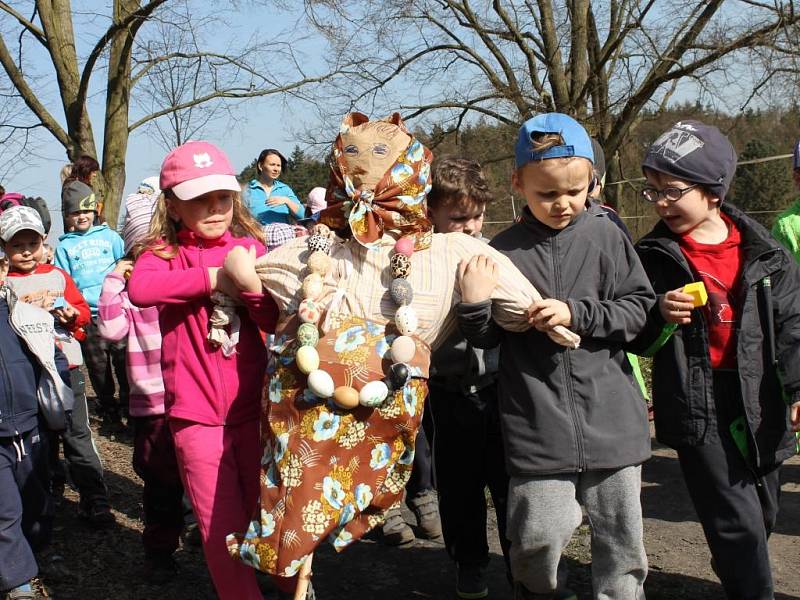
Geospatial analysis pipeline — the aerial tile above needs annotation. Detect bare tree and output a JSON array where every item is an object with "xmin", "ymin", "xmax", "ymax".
[
  {"xmin": 0, "ymin": 0, "xmax": 346, "ymax": 224},
  {"xmin": 302, "ymin": 0, "xmax": 800, "ymax": 200}
]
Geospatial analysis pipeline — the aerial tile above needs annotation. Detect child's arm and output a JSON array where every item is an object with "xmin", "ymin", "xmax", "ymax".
[
  {"xmin": 97, "ymin": 261, "xmax": 134, "ymax": 342},
  {"xmin": 128, "ymin": 250, "xmax": 219, "ymax": 307},
  {"xmin": 566, "ymin": 236, "xmax": 656, "ymax": 342},
  {"xmin": 455, "ymin": 255, "xmax": 504, "ymax": 349},
  {"xmin": 52, "ymin": 270, "xmax": 91, "ymax": 331},
  {"xmin": 223, "ymin": 245, "xmax": 279, "ymax": 332}
]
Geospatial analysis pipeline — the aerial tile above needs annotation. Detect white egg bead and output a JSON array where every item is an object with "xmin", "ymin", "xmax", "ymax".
[
  {"xmin": 359, "ymin": 380, "xmax": 390, "ymax": 407},
  {"xmin": 296, "ymin": 346, "xmax": 320, "ymax": 375},
  {"xmin": 306, "ymin": 369, "xmax": 335, "ymax": 398},
  {"xmin": 390, "ymin": 335, "xmax": 416, "ymax": 363},
  {"xmin": 394, "ymin": 305, "xmax": 418, "ymax": 336}
]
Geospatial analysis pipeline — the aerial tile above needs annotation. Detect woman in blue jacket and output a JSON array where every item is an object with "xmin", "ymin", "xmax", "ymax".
[{"xmin": 244, "ymin": 149, "xmax": 304, "ymax": 225}]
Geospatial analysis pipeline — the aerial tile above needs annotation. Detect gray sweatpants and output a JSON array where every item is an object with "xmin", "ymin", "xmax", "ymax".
[{"xmin": 508, "ymin": 465, "xmax": 647, "ymax": 599}]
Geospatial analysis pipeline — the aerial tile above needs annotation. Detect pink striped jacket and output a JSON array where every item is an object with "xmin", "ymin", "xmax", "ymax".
[{"xmin": 97, "ymin": 272, "xmax": 165, "ymax": 417}]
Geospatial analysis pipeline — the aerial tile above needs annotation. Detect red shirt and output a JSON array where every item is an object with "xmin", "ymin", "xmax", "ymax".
[{"xmin": 679, "ymin": 215, "xmax": 743, "ymax": 369}]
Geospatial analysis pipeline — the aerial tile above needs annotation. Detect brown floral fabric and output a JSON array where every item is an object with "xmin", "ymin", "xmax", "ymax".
[{"xmin": 227, "ymin": 312, "xmax": 430, "ymax": 577}]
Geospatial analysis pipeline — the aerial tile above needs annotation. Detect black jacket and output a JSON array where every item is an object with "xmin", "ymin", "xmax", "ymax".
[
  {"xmin": 0, "ymin": 297, "xmax": 69, "ymax": 438},
  {"xmin": 458, "ymin": 205, "xmax": 655, "ymax": 476},
  {"xmin": 630, "ymin": 203, "xmax": 800, "ymax": 466}
]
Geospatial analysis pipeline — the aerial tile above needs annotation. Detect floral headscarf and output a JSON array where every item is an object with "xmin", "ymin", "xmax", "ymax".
[{"xmin": 319, "ymin": 113, "xmax": 433, "ymax": 250}]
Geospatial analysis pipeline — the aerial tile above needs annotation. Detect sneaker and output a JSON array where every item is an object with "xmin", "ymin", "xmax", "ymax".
[
  {"xmin": 144, "ymin": 553, "xmax": 180, "ymax": 585},
  {"xmin": 78, "ymin": 498, "xmax": 116, "ymax": 527},
  {"xmin": 456, "ymin": 563, "xmax": 488, "ymax": 599},
  {"xmin": 408, "ymin": 489, "xmax": 442, "ymax": 539},
  {"xmin": 5, "ymin": 585, "xmax": 35, "ymax": 600},
  {"xmin": 380, "ymin": 507, "xmax": 415, "ymax": 546}
]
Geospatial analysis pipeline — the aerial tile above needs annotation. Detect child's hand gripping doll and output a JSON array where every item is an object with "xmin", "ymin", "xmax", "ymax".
[{"xmin": 226, "ymin": 113, "xmax": 579, "ymax": 589}]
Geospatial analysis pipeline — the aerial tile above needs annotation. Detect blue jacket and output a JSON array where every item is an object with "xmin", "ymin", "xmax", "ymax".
[
  {"xmin": 244, "ymin": 179, "xmax": 304, "ymax": 225},
  {"xmin": 0, "ymin": 298, "xmax": 70, "ymax": 437},
  {"xmin": 55, "ymin": 224, "xmax": 124, "ymax": 314}
]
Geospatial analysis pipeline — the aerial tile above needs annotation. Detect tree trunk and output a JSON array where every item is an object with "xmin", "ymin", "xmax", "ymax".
[
  {"xmin": 101, "ymin": 0, "xmax": 139, "ymax": 228},
  {"xmin": 36, "ymin": 0, "xmax": 97, "ymax": 160}
]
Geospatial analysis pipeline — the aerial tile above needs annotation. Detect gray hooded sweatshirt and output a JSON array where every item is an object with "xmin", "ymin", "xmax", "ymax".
[{"xmin": 457, "ymin": 205, "xmax": 655, "ymax": 476}]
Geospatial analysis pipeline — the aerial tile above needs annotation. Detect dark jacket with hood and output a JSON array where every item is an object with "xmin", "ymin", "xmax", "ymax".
[
  {"xmin": 630, "ymin": 203, "xmax": 800, "ymax": 467},
  {"xmin": 457, "ymin": 204, "xmax": 655, "ymax": 476},
  {"xmin": 0, "ymin": 297, "xmax": 70, "ymax": 438}
]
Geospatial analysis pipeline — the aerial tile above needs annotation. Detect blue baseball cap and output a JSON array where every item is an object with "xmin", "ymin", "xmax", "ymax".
[
  {"xmin": 515, "ymin": 113, "xmax": 594, "ymax": 169},
  {"xmin": 793, "ymin": 139, "xmax": 800, "ymax": 170}
]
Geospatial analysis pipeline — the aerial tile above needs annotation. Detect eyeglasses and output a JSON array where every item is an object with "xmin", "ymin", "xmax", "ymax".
[{"xmin": 640, "ymin": 184, "xmax": 699, "ymax": 203}]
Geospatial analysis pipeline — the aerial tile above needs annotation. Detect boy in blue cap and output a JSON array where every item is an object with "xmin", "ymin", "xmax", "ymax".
[
  {"xmin": 771, "ymin": 138, "xmax": 800, "ymax": 261},
  {"xmin": 457, "ymin": 113, "xmax": 654, "ymax": 600}
]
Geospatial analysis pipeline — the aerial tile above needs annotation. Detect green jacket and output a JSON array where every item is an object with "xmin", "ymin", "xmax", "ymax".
[{"xmin": 772, "ymin": 197, "xmax": 800, "ymax": 262}]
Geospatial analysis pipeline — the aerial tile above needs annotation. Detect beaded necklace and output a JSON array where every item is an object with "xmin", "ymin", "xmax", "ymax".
[{"xmin": 294, "ymin": 224, "xmax": 419, "ymax": 410}]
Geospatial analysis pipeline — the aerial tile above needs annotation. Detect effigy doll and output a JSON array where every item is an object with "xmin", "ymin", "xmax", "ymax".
[{"xmin": 226, "ymin": 112, "xmax": 579, "ymax": 589}]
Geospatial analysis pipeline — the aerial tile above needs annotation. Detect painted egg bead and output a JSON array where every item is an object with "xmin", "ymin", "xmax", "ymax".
[
  {"xmin": 311, "ymin": 223, "xmax": 330, "ymax": 237},
  {"xmin": 297, "ymin": 299, "xmax": 322, "ymax": 324},
  {"xmin": 395, "ymin": 305, "xmax": 418, "ymax": 336},
  {"xmin": 333, "ymin": 386, "xmax": 360, "ymax": 410},
  {"xmin": 390, "ymin": 253, "xmax": 411, "ymax": 279},
  {"xmin": 390, "ymin": 335, "xmax": 416, "ymax": 363},
  {"xmin": 359, "ymin": 380, "xmax": 390, "ymax": 408},
  {"xmin": 297, "ymin": 322, "xmax": 320, "ymax": 347},
  {"xmin": 306, "ymin": 251, "xmax": 332, "ymax": 276},
  {"xmin": 301, "ymin": 273, "xmax": 324, "ymax": 301},
  {"xmin": 388, "ymin": 363, "xmax": 410, "ymax": 390},
  {"xmin": 307, "ymin": 233, "xmax": 331, "ymax": 254},
  {"xmin": 394, "ymin": 237, "xmax": 415, "ymax": 257},
  {"xmin": 296, "ymin": 346, "xmax": 320, "ymax": 374},
  {"xmin": 389, "ymin": 278, "xmax": 413, "ymax": 306},
  {"xmin": 307, "ymin": 369, "xmax": 335, "ymax": 398}
]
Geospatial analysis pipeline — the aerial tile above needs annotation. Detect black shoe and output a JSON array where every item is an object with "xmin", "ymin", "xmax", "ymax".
[
  {"xmin": 144, "ymin": 553, "xmax": 180, "ymax": 585},
  {"xmin": 78, "ymin": 498, "xmax": 116, "ymax": 527},
  {"xmin": 457, "ymin": 563, "xmax": 488, "ymax": 599},
  {"xmin": 182, "ymin": 521, "xmax": 202, "ymax": 547}
]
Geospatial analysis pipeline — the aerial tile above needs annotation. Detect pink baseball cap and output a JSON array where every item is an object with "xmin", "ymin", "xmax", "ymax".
[{"xmin": 160, "ymin": 141, "xmax": 241, "ymax": 201}]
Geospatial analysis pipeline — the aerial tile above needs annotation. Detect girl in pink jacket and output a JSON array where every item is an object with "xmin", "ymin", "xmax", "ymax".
[{"xmin": 128, "ymin": 141, "xmax": 278, "ymax": 600}]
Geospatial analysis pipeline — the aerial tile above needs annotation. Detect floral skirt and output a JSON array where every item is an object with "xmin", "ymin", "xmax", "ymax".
[{"xmin": 227, "ymin": 314, "xmax": 430, "ymax": 577}]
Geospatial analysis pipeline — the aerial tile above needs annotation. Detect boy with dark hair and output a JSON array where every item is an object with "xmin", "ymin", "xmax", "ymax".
[
  {"xmin": 427, "ymin": 156, "xmax": 510, "ymax": 599},
  {"xmin": 771, "ymin": 138, "xmax": 800, "ymax": 261},
  {"xmin": 55, "ymin": 181, "xmax": 128, "ymax": 427},
  {"xmin": 458, "ymin": 114, "xmax": 654, "ymax": 600},
  {"xmin": 0, "ymin": 206, "xmax": 115, "ymax": 527},
  {"xmin": 632, "ymin": 120, "xmax": 800, "ymax": 599}
]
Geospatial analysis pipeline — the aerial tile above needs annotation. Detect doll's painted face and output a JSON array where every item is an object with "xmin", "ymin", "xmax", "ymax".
[{"xmin": 339, "ymin": 119, "xmax": 411, "ymax": 191}]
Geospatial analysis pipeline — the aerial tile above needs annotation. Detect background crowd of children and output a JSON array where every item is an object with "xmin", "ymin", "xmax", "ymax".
[{"xmin": 1, "ymin": 114, "xmax": 800, "ymax": 600}]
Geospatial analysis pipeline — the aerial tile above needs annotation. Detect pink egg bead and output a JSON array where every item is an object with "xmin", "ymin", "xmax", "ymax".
[{"xmin": 394, "ymin": 237, "xmax": 415, "ymax": 257}]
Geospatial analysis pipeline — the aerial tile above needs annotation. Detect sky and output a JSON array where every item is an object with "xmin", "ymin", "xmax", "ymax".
[{"xmin": 1, "ymin": 4, "xmax": 323, "ymax": 240}]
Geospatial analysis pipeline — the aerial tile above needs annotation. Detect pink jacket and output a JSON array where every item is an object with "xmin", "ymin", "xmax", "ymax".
[
  {"xmin": 97, "ymin": 272, "xmax": 165, "ymax": 417},
  {"xmin": 128, "ymin": 230, "xmax": 277, "ymax": 426}
]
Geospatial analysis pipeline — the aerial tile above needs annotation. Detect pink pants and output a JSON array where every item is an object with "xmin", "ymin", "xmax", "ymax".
[{"xmin": 170, "ymin": 418, "xmax": 262, "ymax": 600}]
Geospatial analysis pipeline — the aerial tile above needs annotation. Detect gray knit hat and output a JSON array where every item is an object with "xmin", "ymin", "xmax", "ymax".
[
  {"xmin": 642, "ymin": 120, "xmax": 737, "ymax": 201},
  {"xmin": 61, "ymin": 181, "xmax": 98, "ymax": 215}
]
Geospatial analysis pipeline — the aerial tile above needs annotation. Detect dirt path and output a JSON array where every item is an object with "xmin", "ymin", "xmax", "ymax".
[{"xmin": 35, "ymin": 421, "xmax": 800, "ymax": 600}]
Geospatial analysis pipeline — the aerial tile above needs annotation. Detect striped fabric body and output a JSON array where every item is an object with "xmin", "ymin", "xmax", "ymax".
[{"xmin": 97, "ymin": 272, "xmax": 165, "ymax": 416}]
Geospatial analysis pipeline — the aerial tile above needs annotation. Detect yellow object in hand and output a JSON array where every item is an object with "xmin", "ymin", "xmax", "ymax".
[{"xmin": 682, "ymin": 281, "xmax": 708, "ymax": 307}]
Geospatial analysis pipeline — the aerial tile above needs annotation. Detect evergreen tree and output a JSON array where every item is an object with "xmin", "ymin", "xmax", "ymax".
[{"xmin": 732, "ymin": 139, "xmax": 793, "ymax": 229}]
